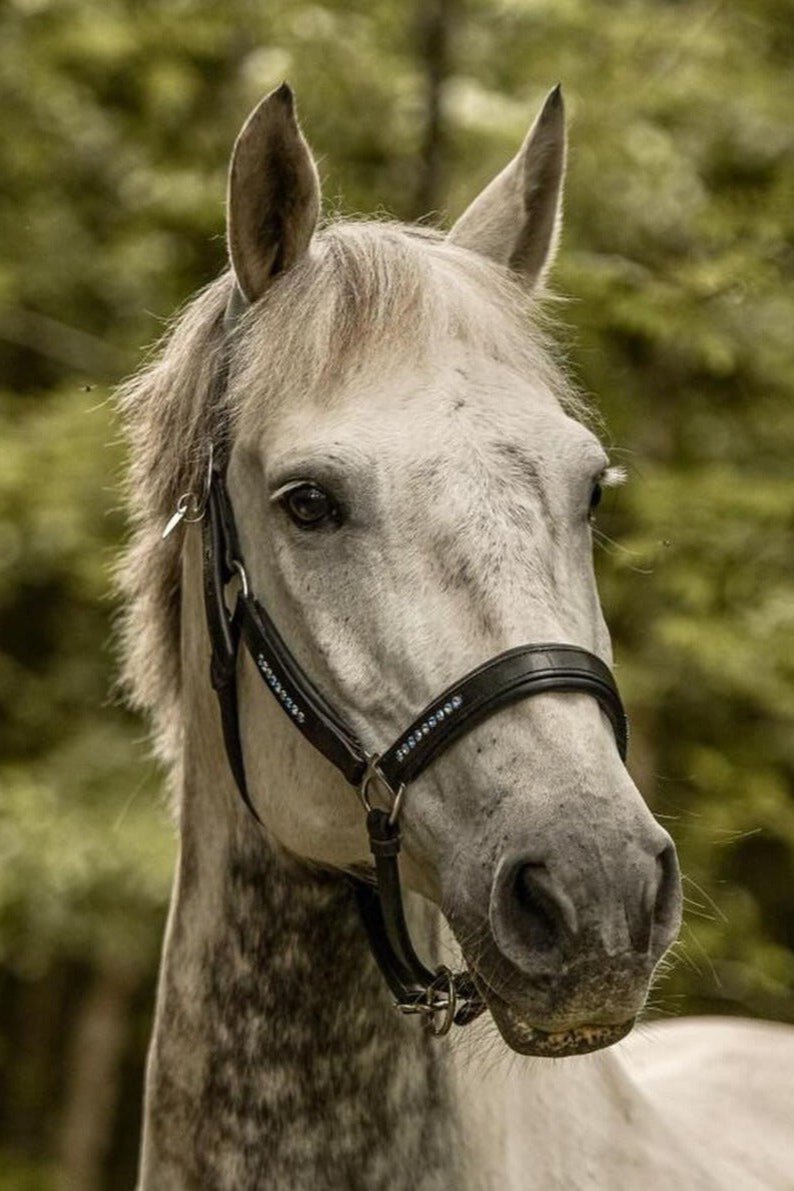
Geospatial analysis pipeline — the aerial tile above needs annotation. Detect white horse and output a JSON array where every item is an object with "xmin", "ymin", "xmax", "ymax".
[{"xmin": 119, "ymin": 84, "xmax": 794, "ymax": 1190}]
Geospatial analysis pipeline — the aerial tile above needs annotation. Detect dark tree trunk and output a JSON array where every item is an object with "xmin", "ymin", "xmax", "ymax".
[
  {"xmin": 413, "ymin": 0, "xmax": 456, "ymax": 219},
  {"xmin": 56, "ymin": 961, "xmax": 138, "ymax": 1191}
]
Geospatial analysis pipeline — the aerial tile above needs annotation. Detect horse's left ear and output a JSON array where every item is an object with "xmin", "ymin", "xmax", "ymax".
[
  {"xmin": 227, "ymin": 83, "xmax": 321, "ymax": 303},
  {"xmin": 448, "ymin": 85, "xmax": 566, "ymax": 290}
]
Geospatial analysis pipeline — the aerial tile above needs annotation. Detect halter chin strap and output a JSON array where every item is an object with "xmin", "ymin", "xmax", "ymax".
[{"xmin": 195, "ymin": 283, "xmax": 629, "ymax": 1035}]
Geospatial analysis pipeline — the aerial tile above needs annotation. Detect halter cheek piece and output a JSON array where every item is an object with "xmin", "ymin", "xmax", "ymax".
[{"xmin": 192, "ymin": 287, "xmax": 629, "ymax": 1037}]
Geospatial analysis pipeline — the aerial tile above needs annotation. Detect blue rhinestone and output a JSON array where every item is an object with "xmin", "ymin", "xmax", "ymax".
[
  {"xmin": 452, "ymin": 694, "xmax": 462, "ymax": 709},
  {"xmin": 428, "ymin": 715, "xmax": 437, "ymax": 728},
  {"xmin": 408, "ymin": 738, "xmax": 416, "ymax": 749},
  {"xmin": 268, "ymin": 675, "xmax": 276, "ymax": 687}
]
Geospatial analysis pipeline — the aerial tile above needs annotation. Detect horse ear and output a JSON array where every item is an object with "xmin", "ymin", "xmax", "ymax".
[
  {"xmin": 448, "ymin": 85, "xmax": 566, "ymax": 290},
  {"xmin": 227, "ymin": 83, "xmax": 321, "ymax": 303}
]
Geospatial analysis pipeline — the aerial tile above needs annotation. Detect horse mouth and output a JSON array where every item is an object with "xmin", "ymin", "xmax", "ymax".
[{"xmin": 477, "ymin": 982, "xmax": 635, "ymax": 1057}]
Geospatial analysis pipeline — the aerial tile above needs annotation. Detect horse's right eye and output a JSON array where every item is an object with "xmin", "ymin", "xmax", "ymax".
[{"xmin": 280, "ymin": 482, "xmax": 340, "ymax": 529}]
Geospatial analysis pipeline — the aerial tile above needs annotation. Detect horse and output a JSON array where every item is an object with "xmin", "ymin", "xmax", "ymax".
[{"xmin": 118, "ymin": 83, "xmax": 794, "ymax": 1190}]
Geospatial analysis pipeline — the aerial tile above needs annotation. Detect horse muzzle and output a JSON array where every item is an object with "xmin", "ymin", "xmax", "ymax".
[{"xmin": 444, "ymin": 822, "xmax": 682, "ymax": 1055}]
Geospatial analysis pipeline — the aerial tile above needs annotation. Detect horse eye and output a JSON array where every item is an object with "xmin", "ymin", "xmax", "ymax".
[
  {"xmin": 589, "ymin": 481, "xmax": 603, "ymax": 520},
  {"xmin": 281, "ymin": 483, "xmax": 339, "ymax": 529}
]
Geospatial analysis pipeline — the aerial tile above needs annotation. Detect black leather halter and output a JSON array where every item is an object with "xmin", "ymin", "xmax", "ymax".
[{"xmin": 195, "ymin": 289, "xmax": 629, "ymax": 1036}]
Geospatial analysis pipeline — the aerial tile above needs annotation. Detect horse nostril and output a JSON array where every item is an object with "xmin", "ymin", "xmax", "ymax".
[
  {"xmin": 653, "ymin": 840, "xmax": 682, "ymax": 936},
  {"xmin": 514, "ymin": 863, "xmax": 569, "ymax": 954},
  {"xmin": 628, "ymin": 840, "xmax": 681, "ymax": 954}
]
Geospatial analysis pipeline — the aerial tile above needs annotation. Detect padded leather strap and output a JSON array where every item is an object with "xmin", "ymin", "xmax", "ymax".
[
  {"xmin": 378, "ymin": 644, "xmax": 628, "ymax": 790},
  {"xmin": 237, "ymin": 592, "xmax": 368, "ymax": 786},
  {"xmin": 207, "ymin": 472, "xmax": 627, "ymax": 808},
  {"xmin": 202, "ymin": 479, "xmax": 263, "ymax": 825},
  {"xmin": 355, "ymin": 810, "xmax": 437, "ymax": 998},
  {"xmin": 205, "ymin": 471, "xmax": 368, "ymax": 803}
]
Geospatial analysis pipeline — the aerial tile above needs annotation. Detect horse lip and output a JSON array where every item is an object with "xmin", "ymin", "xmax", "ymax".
[
  {"xmin": 468, "ymin": 969, "xmax": 635, "ymax": 1057},
  {"xmin": 494, "ymin": 1009, "xmax": 635, "ymax": 1057}
]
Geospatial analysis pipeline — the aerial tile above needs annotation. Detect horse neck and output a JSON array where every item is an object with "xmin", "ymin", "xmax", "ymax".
[
  {"xmin": 138, "ymin": 526, "xmax": 461, "ymax": 1191},
  {"xmin": 138, "ymin": 528, "xmax": 678, "ymax": 1191}
]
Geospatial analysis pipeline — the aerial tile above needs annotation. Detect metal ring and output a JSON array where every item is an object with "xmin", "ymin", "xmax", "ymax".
[
  {"xmin": 202, "ymin": 439, "xmax": 214, "ymax": 499},
  {"xmin": 423, "ymin": 966, "xmax": 457, "ymax": 1037},
  {"xmin": 394, "ymin": 967, "xmax": 470, "ymax": 1036},
  {"xmin": 178, "ymin": 443, "xmax": 215, "ymax": 524},
  {"xmin": 180, "ymin": 493, "xmax": 205, "ymax": 524},
  {"xmin": 359, "ymin": 754, "xmax": 404, "ymax": 820},
  {"xmin": 387, "ymin": 781, "xmax": 406, "ymax": 826},
  {"xmin": 231, "ymin": 559, "xmax": 249, "ymax": 598}
]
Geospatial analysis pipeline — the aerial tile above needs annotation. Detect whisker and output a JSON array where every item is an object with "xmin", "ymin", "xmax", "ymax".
[
  {"xmin": 682, "ymin": 874, "xmax": 729, "ymax": 924},
  {"xmin": 591, "ymin": 527, "xmax": 655, "ymax": 574}
]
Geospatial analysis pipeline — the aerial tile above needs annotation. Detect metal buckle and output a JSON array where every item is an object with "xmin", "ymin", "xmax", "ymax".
[
  {"xmin": 359, "ymin": 754, "xmax": 405, "ymax": 825},
  {"xmin": 396, "ymin": 966, "xmax": 458, "ymax": 1037}
]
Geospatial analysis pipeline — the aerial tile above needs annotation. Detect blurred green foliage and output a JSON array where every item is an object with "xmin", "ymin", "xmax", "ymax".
[{"xmin": 0, "ymin": 0, "xmax": 792, "ymax": 1186}]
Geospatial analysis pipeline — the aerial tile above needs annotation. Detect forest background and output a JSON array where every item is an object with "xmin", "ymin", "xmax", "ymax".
[{"xmin": 1, "ymin": 1, "xmax": 792, "ymax": 1187}]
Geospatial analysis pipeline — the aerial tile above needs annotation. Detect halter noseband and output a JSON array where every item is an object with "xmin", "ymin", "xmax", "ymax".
[{"xmin": 187, "ymin": 286, "xmax": 629, "ymax": 1036}]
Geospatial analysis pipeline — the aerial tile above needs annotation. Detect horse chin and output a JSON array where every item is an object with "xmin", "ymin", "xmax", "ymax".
[{"xmin": 481, "ymin": 986, "xmax": 635, "ymax": 1057}]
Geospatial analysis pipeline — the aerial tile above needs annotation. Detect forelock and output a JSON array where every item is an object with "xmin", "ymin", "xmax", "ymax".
[{"xmin": 229, "ymin": 220, "xmax": 585, "ymax": 435}]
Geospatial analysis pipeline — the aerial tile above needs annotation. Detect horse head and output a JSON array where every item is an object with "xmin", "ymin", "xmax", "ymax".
[{"xmin": 215, "ymin": 83, "xmax": 681, "ymax": 1056}]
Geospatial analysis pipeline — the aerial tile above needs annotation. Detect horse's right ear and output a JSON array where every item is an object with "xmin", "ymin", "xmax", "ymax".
[
  {"xmin": 448, "ymin": 85, "xmax": 566, "ymax": 291},
  {"xmin": 227, "ymin": 84, "xmax": 321, "ymax": 303}
]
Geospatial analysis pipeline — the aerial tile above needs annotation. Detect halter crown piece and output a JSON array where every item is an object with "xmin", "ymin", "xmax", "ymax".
[{"xmin": 190, "ymin": 284, "xmax": 629, "ymax": 1037}]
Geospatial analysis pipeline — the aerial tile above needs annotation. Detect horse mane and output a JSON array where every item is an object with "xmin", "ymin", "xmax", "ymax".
[{"xmin": 116, "ymin": 219, "xmax": 584, "ymax": 782}]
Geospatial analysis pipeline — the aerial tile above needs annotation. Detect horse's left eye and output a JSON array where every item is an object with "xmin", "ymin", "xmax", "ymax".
[
  {"xmin": 589, "ymin": 481, "xmax": 603, "ymax": 520},
  {"xmin": 281, "ymin": 483, "xmax": 339, "ymax": 529}
]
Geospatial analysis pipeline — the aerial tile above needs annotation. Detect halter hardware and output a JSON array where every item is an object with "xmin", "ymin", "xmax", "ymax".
[
  {"xmin": 358, "ymin": 755, "xmax": 406, "ymax": 824},
  {"xmin": 397, "ymin": 966, "xmax": 458, "ymax": 1037},
  {"xmin": 162, "ymin": 441, "xmax": 214, "ymax": 540},
  {"xmin": 192, "ymin": 286, "xmax": 630, "ymax": 1037}
]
